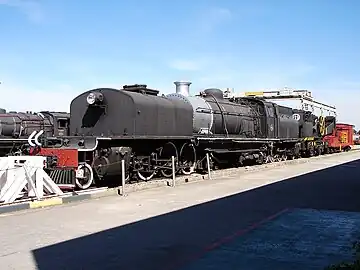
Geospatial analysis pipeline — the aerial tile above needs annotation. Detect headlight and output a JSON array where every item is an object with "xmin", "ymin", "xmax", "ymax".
[
  {"xmin": 86, "ymin": 93, "xmax": 96, "ymax": 105},
  {"xmin": 86, "ymin": 91, "xmax": 104, "ymax": 105}
]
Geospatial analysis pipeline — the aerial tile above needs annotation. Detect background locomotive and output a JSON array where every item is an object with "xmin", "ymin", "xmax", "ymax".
[
  {"xmin": 0, "ymin": 108, "xmax": 70, "ymax": 156},
  {"xmin": 37, "ymin": 82, "xmax": 337, "ymax": 190}
]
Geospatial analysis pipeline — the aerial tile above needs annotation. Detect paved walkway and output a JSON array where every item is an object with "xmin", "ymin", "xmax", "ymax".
[
  {"xmin": 1, "ymin": 152, "xmax": 360, "ymax": 269},
  {"xmin": 180, "ymin": 208, "xmax": 360, "ymax": 270}
]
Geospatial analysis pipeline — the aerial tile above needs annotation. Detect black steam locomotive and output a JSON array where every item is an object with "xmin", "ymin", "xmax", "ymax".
[
  {"xmin": 0, "ymin": 108, "xmax": 70, "ymax": 156},
  {"xmin": 43, "ymin": 83, "xmax": 336, "ymax": 190}
]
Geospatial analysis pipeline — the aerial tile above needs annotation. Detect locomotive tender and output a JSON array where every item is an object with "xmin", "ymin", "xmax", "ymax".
[
  {"xmin": 0, "ymin": 108, "xmax": 70, "ymax": 156},
  {"xmin": 38, "ymin": 82, "xmax": 336, "ymax": 190}
]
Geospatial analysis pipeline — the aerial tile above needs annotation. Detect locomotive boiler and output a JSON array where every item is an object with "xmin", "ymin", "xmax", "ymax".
[
  {"xmin": 167, "ymin": 83, "xmax": 300, "ymax": 141},
  {"xmin": 0, "ymin": 112, "xmax": 51, "ymax": 138},
  {"xmin": 167, "ymin": 86, "xmax": 260, "ymax": 137}
]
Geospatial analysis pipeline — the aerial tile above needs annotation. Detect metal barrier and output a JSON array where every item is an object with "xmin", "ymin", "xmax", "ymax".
[
  {"xmin": 172, "ymin": 156, "xmax": 176, "ymax": 187},
  {"xmin": 0, "ymin": 156, "xmax": 63, "ymax": 204},
  {"xmin": 121, "ymin": 159, "xmax": 126, "ymax": 196},
  {"xmin": 206, "ymin": 153, "xmax": 211, "ymax": 180}
]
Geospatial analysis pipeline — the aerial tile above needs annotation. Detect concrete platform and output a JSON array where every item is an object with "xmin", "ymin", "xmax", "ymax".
[
  {"xmin": 0, "ymin": 150, "xmax": 357, "ymax": 215},
  {"xmin": 180, "ymin": 208, "xmax": 360, "ymax": 270},
  {"xmin": 1, "ymin": 151, "xmax": 360, "ymax": 269}
]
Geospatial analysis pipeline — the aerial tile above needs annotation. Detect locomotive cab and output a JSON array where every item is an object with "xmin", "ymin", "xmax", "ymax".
[{"xmin": 40, "ymin": 111, "xmax": 70, "ymax": 137}]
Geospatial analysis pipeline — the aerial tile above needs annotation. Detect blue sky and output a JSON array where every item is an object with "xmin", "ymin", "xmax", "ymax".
[{"xmin": 0, "ymin": 0, "xmax": 359, "ymax": 126}]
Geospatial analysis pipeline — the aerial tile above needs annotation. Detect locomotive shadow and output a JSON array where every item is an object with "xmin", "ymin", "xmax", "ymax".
[{"xmin": 32, "ymin": 159, "xmax": 360, "ymax": 270}]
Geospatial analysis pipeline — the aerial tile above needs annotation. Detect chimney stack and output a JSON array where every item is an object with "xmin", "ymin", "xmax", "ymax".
[{"xmin": 174, "ymin": 81, "xmax": 191, "ymax": 97}]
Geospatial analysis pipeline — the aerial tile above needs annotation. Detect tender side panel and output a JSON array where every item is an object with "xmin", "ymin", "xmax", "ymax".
[{"xmin": 70, "ymin": 87, "xmax": 193, "ymax": 138}]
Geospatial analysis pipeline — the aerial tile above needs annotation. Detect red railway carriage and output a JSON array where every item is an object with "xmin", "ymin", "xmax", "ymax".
[{"xmin": 323, "ymin": 123, "xmax": 354, "ymax": 152}]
